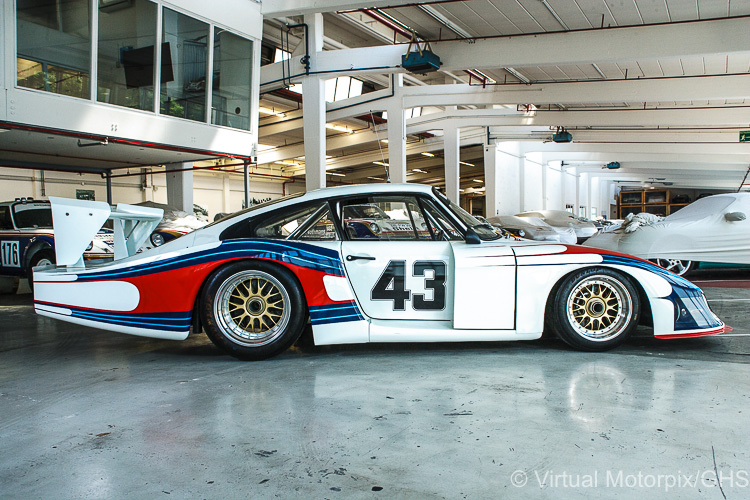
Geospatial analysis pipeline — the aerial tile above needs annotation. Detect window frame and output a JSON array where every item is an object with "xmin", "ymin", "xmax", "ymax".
[
  {"xmin": 336, "ymin": 194, "xmax": 452, "ymax": 242},
  {"xmin": 12, "ymin": 0, "xmax": 257, "ymax": 132}
]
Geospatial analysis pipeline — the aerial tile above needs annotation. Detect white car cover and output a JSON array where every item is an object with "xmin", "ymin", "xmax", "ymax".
[
  {"xmin": 487, "ymin": 215, "xmax": 576, "ymax": 244},
  {"xmin": 582, "ymin": 193, "xmax": 750, "ymax": 264},
  {"xmin": 515, "ymin": 210, "xmax": 599, "ymax": 240}
]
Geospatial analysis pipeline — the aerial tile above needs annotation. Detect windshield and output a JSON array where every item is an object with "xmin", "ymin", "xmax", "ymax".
[
  {"xmin": 203, "ymin": 192, "xmax": 305, "ymax": 229},
  {"xmin": 447, "ymin": 200, "xmax": 501, "ymax": 241},
  {"xmin": 12, "ymin": 204, "xmax": 53, "ymax": 228}
]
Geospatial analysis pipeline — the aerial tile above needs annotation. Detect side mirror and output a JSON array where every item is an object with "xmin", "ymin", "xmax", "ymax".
[
  {"xmin": 725, "ymin": 212, "xmax": 746, "ymax": 222},
  {"xmin": 465, "ymin": 227, "xmax": 482, "ymax": 245}
]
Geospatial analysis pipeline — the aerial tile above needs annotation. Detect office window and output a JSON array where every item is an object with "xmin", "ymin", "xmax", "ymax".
[
  {"xmin": 97, "ymin": 0, "xmax": 158, "ymax": 110},
  {"xmin": 160, "ymin": 8, "xmax": 208, "ymax": 122},
  {"xmin": 16, "ymin": 0, "xmax": 91, "ymax": 99},
  {"xmin": 212, "ymin": 29, "xmax": 252, "ymax": 130}
]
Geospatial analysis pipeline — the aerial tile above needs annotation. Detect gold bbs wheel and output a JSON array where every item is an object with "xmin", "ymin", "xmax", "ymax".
[
  {"xmin": 566, "ymin": 275, "xmax": 632, "ymax": 341},
  {"xmin": 552, "ymin": 268, "xmax": 640, "ymax": 351},
  {"xmin": 214, "ymin": 270, "xmax": 291, "ymax": 347}
]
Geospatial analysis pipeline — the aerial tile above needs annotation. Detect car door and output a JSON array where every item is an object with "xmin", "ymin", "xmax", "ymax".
[
  {"xmin": 339, "ymin": 195, "xmax": 454, "ymax": 321},
  {"xmin": 0, "ymin": 205, "xmax": 23, "ymax": 275}
]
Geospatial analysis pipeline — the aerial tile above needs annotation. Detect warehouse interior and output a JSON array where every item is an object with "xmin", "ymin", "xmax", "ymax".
[{"xmin": 2, "ymin": 0, "xmax": 750, "ymax": 497}]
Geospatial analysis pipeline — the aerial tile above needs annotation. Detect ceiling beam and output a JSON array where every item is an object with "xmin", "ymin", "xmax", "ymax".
[
  {"xmin": 261, "ymin": 0, "xmax": 419, "ymax": 16},
  {"xmin": 540, "ymin": 152, "xmax": 750, "ymax": 166},
  {"xmin": 260, "ymin": 17, "xmax": 750, "ymax": 86},
  {"xmin": 526, "ymin": 142, "xmax": 750, "ymax": 156},
  {"xmin": 401, "ymin": 75, "xmax": 750, "ymax": 107},
  {"xmin": 406, "ymin": 107, "xmax": 750, "ymax": 134}
]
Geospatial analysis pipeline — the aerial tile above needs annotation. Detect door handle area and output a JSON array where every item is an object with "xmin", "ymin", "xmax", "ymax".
[{"xmin": 346, "ymin": 255, "xmax": 376, "ymax": 261}]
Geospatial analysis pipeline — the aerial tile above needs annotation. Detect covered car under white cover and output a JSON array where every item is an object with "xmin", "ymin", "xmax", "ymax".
[
  {"xmin": 487, "ymin": 215, "xmax": 576, "ymax": 244},
  {"xmin": 516, "ymin": 210, "xmax": 599, "ymax": 242},
  {"xmin": 582, "ymin": 193, "xmax": 750, "ymax": 264}
]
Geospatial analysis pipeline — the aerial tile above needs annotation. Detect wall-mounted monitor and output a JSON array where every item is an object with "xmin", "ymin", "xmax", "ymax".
[{"xmin": 122, "ymin": 42, "xmax": 174, "ymax": 88}]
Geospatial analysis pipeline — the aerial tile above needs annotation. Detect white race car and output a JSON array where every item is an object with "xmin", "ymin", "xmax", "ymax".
[
  {"xmin": 516, "ymin": 210, "xmax": 599, "ymax": 243},
  {"xmin": 32, "ymin": 184, "xmax": 725, "ymax": 360},
  {"xmin": 487, "ymin": 215, "xmax": 576, "ymax": 243}
]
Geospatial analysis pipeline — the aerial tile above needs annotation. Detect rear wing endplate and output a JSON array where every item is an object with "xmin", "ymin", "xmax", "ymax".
[{"xmin": 49, "ymin": 197, "xmax": 163, "ymax": 268}]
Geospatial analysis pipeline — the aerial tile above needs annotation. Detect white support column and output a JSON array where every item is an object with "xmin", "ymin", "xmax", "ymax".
[
  {"xmin": 590, "ymin": 176, "xmax": 600, "ymax": 218},
  {"xmin": 579, "ymin": 172, "xmax": 590, "ymax": 218},
  {"xmin": 222, "ymin": 174, "xmax": 231, "ymax": 213},
  {"xmin": 302, "ymin": 13, "xmax": 326, "ymax": 192},
  {"xmin": 387, "ymin": 74, "xmax": 407, "ymax": 183},
  {"xmin": 165, "ymin": 162, "xmax": 194, "ymax": 212},
  {"xmin": 485, "ymin": 140, "xmax": 522, "ymax": 216},
  {"xmin": 444, "ymin": 123, "xmax": 460, "ymax": 202}
]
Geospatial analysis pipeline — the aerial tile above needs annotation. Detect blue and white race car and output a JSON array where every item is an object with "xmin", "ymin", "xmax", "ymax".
[
  {"xmin": 32, "ymin": 184, "xmax": 726, "ymax": 360},
  {"xmin": 0, "ymin": 199, "xmax": 113, "ymax": 292}
]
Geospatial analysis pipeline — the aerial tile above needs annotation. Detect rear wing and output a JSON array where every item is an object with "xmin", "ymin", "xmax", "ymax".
[{"xmin": 49, "ymin": 197, "xmax": 163, "ymax": 268}]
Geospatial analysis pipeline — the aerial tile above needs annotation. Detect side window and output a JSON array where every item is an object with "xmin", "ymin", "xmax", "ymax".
[
  {"xmin": 297, "ymin": 206, "xmax": 337, "ymax": 241},
  {"xmin": 341, "ymin": 196, "xmax": 432, "ymax": 241},
  {"xmin": 420, "ymin": 199, "xmax": 463, "ymax": 241},
  {"xmin": 253, "ymin": 203, "xmax": 326, "ymax": 239},
  {"xmin": 0, "ymin": 207, "xmax": 13, "ymax": 230}
]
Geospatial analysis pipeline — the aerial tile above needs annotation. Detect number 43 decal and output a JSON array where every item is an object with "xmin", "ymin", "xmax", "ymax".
[{"xmin": 371, "ymin": 260, "xmax": 446, "ymax": 311}]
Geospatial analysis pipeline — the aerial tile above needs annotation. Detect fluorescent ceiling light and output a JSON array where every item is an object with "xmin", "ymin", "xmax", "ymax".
[
  {"xmin": 368, "ymin": 176, "xmax": 384, "ymax": 181},
  {"xmin": 412, "ymin": 168, "xmax": 427, "ymax": 173},
  {"xmin": 258, "ymin": 107, "xmax": 286, "ymax": 117},
  {"xmin": 373, "ymin": 161, "xmax": 389, "ymax": 167},
  {"xmin": 326, "ymin": 123, "xmax": 353, "ymax": 133},
  {"xmin": 459, "ymin": 161, "xmax": 475, "ymax": 167},
  {"xmin": 504, "ymin": 67, "xmax": 530, "ymax": 83},
  {"xmin": 421, "ymin": 152, "xmax": 435, "ymax": 157},
  {"xmin": 472, "ymin": 179, "xmax": 484, "ymax": 183},
  {"xmin": 381, "ymin": 139, "xmax": 389, "ymax": 143},
  {"xmin": 328, "ymin": 172, "xmax": 346, "ymax": 177}
]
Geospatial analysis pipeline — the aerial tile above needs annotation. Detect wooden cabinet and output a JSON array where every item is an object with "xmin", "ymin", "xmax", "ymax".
[{"xmin": 617, "ymin": 189, "xmax": 680, "ymax": 218}]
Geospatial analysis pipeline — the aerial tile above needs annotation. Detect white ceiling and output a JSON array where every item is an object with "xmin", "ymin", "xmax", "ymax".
[{"xmin": 258, "ymin": 0, "xmax": 750, "ymax": 191}]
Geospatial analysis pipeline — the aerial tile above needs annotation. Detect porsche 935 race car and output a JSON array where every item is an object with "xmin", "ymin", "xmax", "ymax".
[{"xmin": 32, "ymin": 184, "xmax": 725, "ymax": 360}]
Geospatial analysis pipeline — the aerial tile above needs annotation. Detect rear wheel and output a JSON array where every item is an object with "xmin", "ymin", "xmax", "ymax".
[
  {"xmin": 27, "ymin": 248, "xmax": 55, "ymax": 292},
  {"xmin": 652, "ymin": 259, "xmax": 693, "ymax": 277},
  {"xmin": 551, "ymin": 268, "xmax": 640, "ymax": 351},
  {"xmin": 201, "ymin": 261, "xmax": 307, "ymax": 360}
]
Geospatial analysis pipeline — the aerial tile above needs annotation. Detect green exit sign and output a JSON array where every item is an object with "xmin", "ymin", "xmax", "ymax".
[{"xmin": 741, "ymin": 130, "xmax": 750, "ymax": 142}]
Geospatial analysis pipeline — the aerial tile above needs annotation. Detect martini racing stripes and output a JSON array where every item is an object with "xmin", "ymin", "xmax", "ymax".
[
  {"xmin": 75, "ymin": 239, "xmax": 345, "ymax": 281},
  {"xmin": 309, "ymin": 301, "xmax": 364, "ymax": 325},
  {"xmin": 35, "ymin": 302, "xmax": 192, "ymax": 332}
]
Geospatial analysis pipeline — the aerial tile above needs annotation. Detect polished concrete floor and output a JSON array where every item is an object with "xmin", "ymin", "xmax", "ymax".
[{"xmin": 2, "ymin": 271, "xmax": 750, "ymax": 499}]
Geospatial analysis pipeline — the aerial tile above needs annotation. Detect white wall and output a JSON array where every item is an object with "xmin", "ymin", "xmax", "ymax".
[
  {"xmin": 522, "ymin": 153, "xmax": 544, "ymax": 211},
  {"xmin": 545, "ymin": 164, "xmax": 562, "ymax": 210},
  {"xmin": 562, "ymin": 166, "xmax": 577, "ymax": 209},
  {"xmin": 0, "ymin": 167, "xmax": 286, "ymax": 220}
]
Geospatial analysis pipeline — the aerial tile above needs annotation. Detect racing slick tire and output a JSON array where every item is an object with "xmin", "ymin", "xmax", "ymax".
[
  {"xmin": 551, "ymin": 267, "xmax": 640, "ymax": 351},
  {"xmin": 27, "ymin": 248, "xmax": 55, "ymax": 292},
  {"xmin": 201, "ymin": 260, "xmax": 307, "ymax": 361}
]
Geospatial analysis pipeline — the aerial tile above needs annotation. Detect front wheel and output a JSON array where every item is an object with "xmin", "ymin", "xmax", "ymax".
[
  {"xmin": 551, "ymin": 268, "xmax": 640, "ymax": 351},
  {"xmin": 652, "ymin": 259, "xmax": 693, "ymax": 277},
  {"xmin": 200, "ymin": 261, "xmax": 307, "ymax": 360}
]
